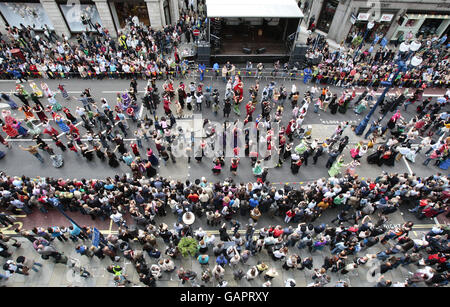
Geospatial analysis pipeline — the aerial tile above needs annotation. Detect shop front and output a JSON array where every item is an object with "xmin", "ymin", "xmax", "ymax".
[
  {"xmin": 109, "ymin": 0, "xmax": 150, "ymax": 29},
  {"xmin": 346, "ymin": 11, "xmax": 397, "ymax": 46},
  {"xmin": 0, "ymin": 1, "xmax": 54, "ymax": 30},
  {"xmin": 392, "ymin": 11, "xmax": 450, "ymax": 43},
  {"xmin": 316, "ymin": 0, "xmax": 339, "ymax": 33},
  {"xmin": 58, "ymin": 0, "xmax": 102, "ymax": 33}
]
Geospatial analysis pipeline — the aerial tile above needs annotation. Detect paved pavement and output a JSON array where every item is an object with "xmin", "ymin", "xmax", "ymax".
[
  {"xmin": 0, "ymin": 221, "xmax": 436, "ymax": 287},
  {"xmin": 0, "ymin": 75, "xmax": 447, "ymax": 287}
]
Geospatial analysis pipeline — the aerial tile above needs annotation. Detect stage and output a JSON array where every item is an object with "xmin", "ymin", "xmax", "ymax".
[
  {"xmin": 210, "ymin": 23, "xmax": 292, "ymax": 63},
  {"xmin": 205, "ymin": 0, "xmax": 304, "ymax": 64}
]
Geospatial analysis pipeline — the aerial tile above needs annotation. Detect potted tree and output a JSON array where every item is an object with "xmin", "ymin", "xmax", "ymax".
[{"xmin": 177, "ymin": 236, "xmax": 199, "ymax": 257}]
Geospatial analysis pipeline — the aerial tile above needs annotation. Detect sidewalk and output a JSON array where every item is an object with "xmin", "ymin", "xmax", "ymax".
[{"xmin": 0, "ymin": 228, "xmax": 428, "ymax": 287}]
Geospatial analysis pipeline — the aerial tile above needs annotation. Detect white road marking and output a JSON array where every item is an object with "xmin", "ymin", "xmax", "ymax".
[
  {"xmin": 433, "ymin": 217, "xmax": 440, "ymax": 225},
  {"xmin": 354, "ymin": 91, "xmax": 444, "ymax": 98},
  {"xmin": 139, "ymin": 105, "xmax": 144, "ymax": 119},
  {"xmin": 7, "ymin": 138, "xmax": 137, "ymax": 142},
  {"xmin": 402, "ymin": 156, "xmax": 413, "ymax": 175},
  {"xmin": 100, "ymin": 90, "xmax": 145, "ymax": 94}
]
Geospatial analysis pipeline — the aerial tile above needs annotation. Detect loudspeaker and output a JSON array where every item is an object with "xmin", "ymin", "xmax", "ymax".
[
  {"xmin": 256, "ymin": 48, "xmax": 266, "ymax": 54},
  {"xmin": 289, "ymin": 43, "xmax": 308, "ymax": 64},
  {"xmin": 197, "ymin": 43, "xmax": 211, "ymax": 56},
  {"xmin": 197, "ymin": 56, "xmax": 210, "ymax": 66},
  {"xmin": 311, "ymin": 55, "xmax": 322, "ymax": 65},
  {"xmin": 243, "ymin": 47, "xmax": 252, "ymax": 54},
  {"xmin": 197, "ymin": 42, "xmax": 211, "ymax": 65}
]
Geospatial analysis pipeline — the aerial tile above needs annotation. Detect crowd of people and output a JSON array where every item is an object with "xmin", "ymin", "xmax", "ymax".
[
  {"xmin": 301, "ymin": 21, "xmax": 449, "ymax": 89},
  {"xmin": 0, "ymin": 3, "xmax": 448, "ymax": 287},
  {"xmin": 0, "ymin": 6, "xmax": 208, "ymax": 81},
  {"xmin": 0, "ymin": 170, "xmax": 449, "ymax": 287}
]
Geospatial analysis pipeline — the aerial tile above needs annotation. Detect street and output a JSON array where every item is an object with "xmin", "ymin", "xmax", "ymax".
[{"xmin": 0, "ymin": 74, "xmax": 447, "ymax": 287}]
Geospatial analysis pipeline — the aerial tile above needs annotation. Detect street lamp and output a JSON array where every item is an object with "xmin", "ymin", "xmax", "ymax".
[{"xmin": 354, "ymin": 40, "xmax": 422, "ymax": 136}]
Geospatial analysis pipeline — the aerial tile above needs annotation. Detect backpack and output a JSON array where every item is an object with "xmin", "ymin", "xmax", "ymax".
[{"xmin": 0, "ymin": 151, "xmax": 5, "ymax": 159}]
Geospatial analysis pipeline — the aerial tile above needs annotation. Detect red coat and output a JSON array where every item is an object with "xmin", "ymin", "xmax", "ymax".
[
  {"xmin": 131, "ymin": 143, "xmax": 139, "ymax": 155},
  {"xmin": 246, "ymin": 102, "xmax": 255, "ymax": 115},
  {"xmin": 286, "ymin": 210, "xmax": 295, "ymax": 217},
  {"xmin": 2, "ymin": 124, "xmax": 18, "ymax": 137},
  {"xmin": 286, "ymin": 121, "xmax": 294, "ymax": 135},
  {"xmin": 163, "ymin": 99, "xmax": 171, "ymax": 112},
  {"xmin": 272, "ymin": 228, "xmax": 284, "ymax": 238},
  {"xmin": 69, "ymin": 124, "xmax": 79, "ymax": 135}
]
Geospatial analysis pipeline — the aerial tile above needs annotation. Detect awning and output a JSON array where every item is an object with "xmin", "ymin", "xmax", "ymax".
[
  {"xmin": 407, "ymin": 14, "xmax": 450, "ymax": 20},
  {"xmin": 206, "ymin": 0, "xmax": 304, "ymax": 18}
]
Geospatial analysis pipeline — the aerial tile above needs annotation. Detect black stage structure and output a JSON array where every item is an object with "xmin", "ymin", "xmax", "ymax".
[{"xmin": 199, "ymin": 0, "xmax": 304, "ymax": 65}]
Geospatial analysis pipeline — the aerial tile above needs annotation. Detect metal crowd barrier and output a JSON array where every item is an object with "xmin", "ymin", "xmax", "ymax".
[{"xmin": 1, "ymin": 69, "xmax": 449, "ymax": 88}]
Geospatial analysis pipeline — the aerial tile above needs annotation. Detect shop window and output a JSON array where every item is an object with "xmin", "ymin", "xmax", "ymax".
[
  {"xmin": 59, "ymin": 3, "xmax": 102, "ymax": 32},
  {"xmin": 418, "ymin": 18, "xmax": 444, "ymax": 37},
  {"xmin": 316, "ymin": 0, "xmax": 339, "ymax": 33},
  {"xmin": 0, "ymin": 2, "xmax": 54, "ymax": 30},
  {"xmin": 405, "ymin": 19, "xmax": 418, "ymax": 27},
  {"xmin": 114, "ymin": 1, "xmax": 149, "ymax": 28}
]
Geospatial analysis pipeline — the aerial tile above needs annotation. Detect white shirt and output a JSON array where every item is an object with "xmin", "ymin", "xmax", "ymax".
[{"xmin": 110, "ymin": 212, "xmax": 122, "ymax": 223}]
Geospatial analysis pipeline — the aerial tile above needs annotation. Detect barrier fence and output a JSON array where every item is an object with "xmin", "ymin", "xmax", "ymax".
[{"xmin": 1, "ymin": 68, "xmax": 449, "ymax": 88}]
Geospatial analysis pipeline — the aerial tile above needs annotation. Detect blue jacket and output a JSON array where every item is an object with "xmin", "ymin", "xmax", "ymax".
[
  {"xmin": 249, "ymin": 198, "xmax": 259, "ymax": 208},
  {"xmin": 216, "ymin": 255, "xmax": 228, "ymax": 266}
]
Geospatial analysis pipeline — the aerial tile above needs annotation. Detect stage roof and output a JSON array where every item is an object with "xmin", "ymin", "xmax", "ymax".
[{"xmin": 206, "ymin": 0, "xmax": 304, "ymax": 19}]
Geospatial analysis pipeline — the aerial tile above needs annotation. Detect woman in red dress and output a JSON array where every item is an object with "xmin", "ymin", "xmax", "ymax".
[{"xmin": 2, "ymin": 123, "xmax": 19, "ymax": 138}]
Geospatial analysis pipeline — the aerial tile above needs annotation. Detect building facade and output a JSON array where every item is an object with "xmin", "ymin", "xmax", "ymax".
[
  {"xmin": 299, "ymin": 0, "xmax": 450, "ymax": 44},
  {"xmin": 0, "ymin": 0, "xmax": 191, "ymax": 38}
]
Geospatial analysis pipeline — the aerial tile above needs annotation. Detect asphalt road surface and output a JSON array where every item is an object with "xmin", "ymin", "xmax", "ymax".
[{"xmin": 0, "ymin": 75, "xmax": 447, "ymax": 233}]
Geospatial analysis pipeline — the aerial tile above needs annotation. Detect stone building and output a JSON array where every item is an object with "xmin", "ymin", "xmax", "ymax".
[
  {"xmin": 298, "ymin": 0, "xmax": 450, "ymax": 44},
  {"xmin": 0, "ymin": 0, "xmax": 195, "ymax": 38}
]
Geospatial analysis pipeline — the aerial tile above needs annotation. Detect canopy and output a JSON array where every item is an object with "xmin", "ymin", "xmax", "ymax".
[{"xmin": 206, "ymin": 0, "xmax": 304, "ymax": 18}]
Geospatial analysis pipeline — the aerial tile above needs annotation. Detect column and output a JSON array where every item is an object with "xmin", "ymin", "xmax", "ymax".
[
  {"xmin": 384, "ymin": 17, "xmax": 401, "ymax": 42},
  {"xmin": 170, "ymin": 0, "xmax": 180, "ymax": 24},
  {"xmin": 0, "ymin": 14, "xmax": 7, "ymax": 33},
  {"xmin": 108, "ymin": 1, "xmax": 122, "ymax": 32},
  {"xmin": 93, "ymin": 0, "xmax": 117, "ymax": 37},
  {"xmin": 436, "ymin": 19, "xmax": 450, "ymax": 37},
  {"xmin": 159, "ymin": 0, "xmax": 166, "ymax": 27},
  {"xmin": 307, "ymin": 0, "xmax": 323, "ymax": 26},
  {"xmin": 179, "ymin": 0, "xmax": 186, "ymax": 11},
  {"xmin": 145, "ymin": 0, "xmax": 164, "ymax": 29},
  {"xmin": 327, "ymin": 1, "xmax": 353, "ymax": 43},
  {"xmin": 40, "ymin": 0, "xmax": 71, "ymax": 38}
]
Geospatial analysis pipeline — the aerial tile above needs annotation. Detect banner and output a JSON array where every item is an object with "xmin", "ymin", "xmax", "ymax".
[{"xmin": 92, "ymin": 227, "xmax": 100, "ymax": 247}]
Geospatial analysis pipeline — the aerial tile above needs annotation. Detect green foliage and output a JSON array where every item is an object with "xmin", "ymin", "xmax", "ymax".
[
  {"xmin": 177, "ymin": 237, "xmax": 199, "ymax": 257},
  {"xmin": 352, "ymin": 36, "xmax": 363, "ymax": 48}
]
